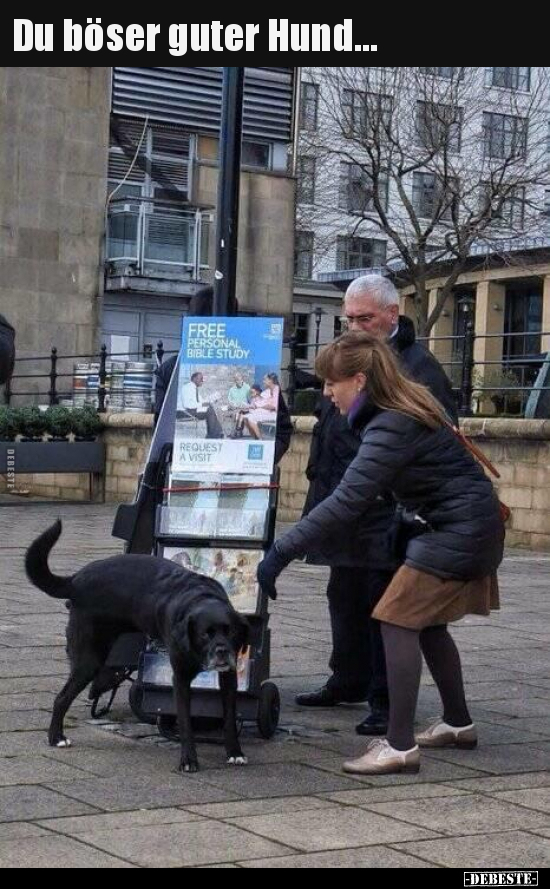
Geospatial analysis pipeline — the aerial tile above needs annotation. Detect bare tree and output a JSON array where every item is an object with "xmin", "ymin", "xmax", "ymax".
[{"xmin": 299, "ymin": 67, "xmax": 550, "ymax": 334}]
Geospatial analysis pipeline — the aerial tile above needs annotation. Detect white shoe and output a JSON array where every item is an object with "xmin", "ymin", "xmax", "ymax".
[
  {"xmin": 416, "ymin": 718, "xmax": 477, "ymax": 749},
  {"xmin": 343, "ymin": 739, "xmax": 420, "ymax": 775}
]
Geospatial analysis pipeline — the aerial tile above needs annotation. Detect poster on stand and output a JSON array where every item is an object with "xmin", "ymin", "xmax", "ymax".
[{"xmin": 173, "ymin": 317, "xmax": 284, "ymax": 476}]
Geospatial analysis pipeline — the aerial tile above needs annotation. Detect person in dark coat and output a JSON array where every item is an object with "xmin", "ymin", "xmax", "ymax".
[
  {"xmin": 153, "ymin": 288, "xmax": 292, "ymax": 465},
  {"xmin": 297, "ymin": 274, "xmax": 458, "ymax": 737},
  {"xmin": 258, "ymin": 332, "xmax": 504, "ymax": 776},
  {"xmin": 0, "ymin": 313, "xmax": 15, "ymax": 386}
]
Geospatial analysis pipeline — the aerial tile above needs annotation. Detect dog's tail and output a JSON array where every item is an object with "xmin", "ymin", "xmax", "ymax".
[{"xmin": 25, "ymin": 520, "xmax": 73, "ymax": 599}]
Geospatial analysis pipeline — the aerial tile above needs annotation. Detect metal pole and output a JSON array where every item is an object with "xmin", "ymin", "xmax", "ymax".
[
  {"xmin": 49, "ymin": 348, "xmax": 58, "ymax": 407},
  {"xmin": 213, "ymin": 67, "xmax": 245, "ymax": 317},
  {"xmin": 287, "ymin": 336, "xmax": 298, "ymax": 413},
  {"xmin": 459, "ymin": 319, "xmax": 475, "ymax": 418},
  {"xmin": 98, "ymin": 345, "xmax": 108, "ymax": 414}
]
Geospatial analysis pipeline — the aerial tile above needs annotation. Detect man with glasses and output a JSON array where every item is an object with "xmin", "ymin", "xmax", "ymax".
[{"xmin": 297, "ymin": 273, "xmax": 457, "ymax": 737}]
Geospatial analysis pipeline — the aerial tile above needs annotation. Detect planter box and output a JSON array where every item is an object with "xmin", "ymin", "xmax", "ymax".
[{"xmin": 0, "ymin": 441, "xmax": 105, "ymax": 475}]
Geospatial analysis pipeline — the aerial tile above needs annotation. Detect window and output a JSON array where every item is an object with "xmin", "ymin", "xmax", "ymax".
[
  {"xmin": 297, "ymin": 156, "xmax": 316, "ymax": 204},
  {"xmin": 342, "ymin": 90, "xmax": 393, "ymax": 138},
  {"xmin": 483, "ymin": 113, "xmax": 528, "ymax": 160},
  {"xmin": 106, "ymin": 182, "xmax": 142, "ymax": 260},
  {"xmin": 242, "ymin": 141, "xmax": 271, "ymax": 169},
  {"xmin": 334, "ymin": 315, "xmax": 344, "ymax": 338},
  {"xmin": 413, "ymin": 172, "xmax": 457, "ymax": 220},
  {"xmin": 294, "ymin": 231, "xmax": 314, "ymax": 279},
  {"xmin": 420, "ymin": 67, "xmax": 464, "ymax": 79},
  {"xmin": 481, "ymin": 183, "xmax": 526, "ymax": 229},
  {"xmin": 490, "ymin": 67, "xmax": 531, "ymax": 91},
  {"xmin": 300, "ymin": 82, "xmax": 319, "ymax": 131},
  {"xmin": 336, "ymin": 237, "xmax": 387, "ymax": 270},
  {"xmin": 504, "ymin": 287, "xmax": 543, "ymax": 391},
  {"xmin": 545, "ymin": 190, "xmax": 550, "ymax": 217},
  {"xmin": 416, "ymin": 101, "xmax": 462, "ymax": 153},
  {"xmin": 293, "ymin": 314, "xmax": 310, "ymax": 360},
  {"xmin": 339, "ymin": 163, "xmax": 389, "ymax": 213},
  {"xmin": 149, "ymin": 128, "xmax": 191, "ymax": 205},
  {"xmin": 109, "ymin": 122, "xmax": 191, "ymax": 208}
]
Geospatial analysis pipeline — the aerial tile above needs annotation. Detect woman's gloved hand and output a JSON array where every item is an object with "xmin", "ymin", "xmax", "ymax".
[{"xmin": 257, "ymin": 544, "xmax": 291, "ymax": 601}]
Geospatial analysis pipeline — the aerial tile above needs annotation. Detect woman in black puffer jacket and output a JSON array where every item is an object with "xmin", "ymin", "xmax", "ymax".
[{"xmin": 258, "ymin": 332, "xmax": 505, "ymax": 777}]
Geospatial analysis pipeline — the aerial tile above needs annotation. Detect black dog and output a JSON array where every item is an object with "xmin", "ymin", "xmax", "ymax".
[{"xmin": 25, "ymin": 521, "xmax": 249, "ymax": 773}]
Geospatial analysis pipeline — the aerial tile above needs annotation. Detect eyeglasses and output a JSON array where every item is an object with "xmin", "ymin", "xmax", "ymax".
[{"xmin": 339, "ymin": 314, "xmax": 376, "ymax": 327}]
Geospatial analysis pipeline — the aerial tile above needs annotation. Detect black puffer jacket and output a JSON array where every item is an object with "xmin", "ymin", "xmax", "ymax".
[
  {"xmin": 279, "ymin": 398, "xmax": 505, "ymax": 581},
  {"xmin": 302, "ymin": 397, "xmax": 396, "ymax": 568},
  {"xmin": 0, "ymin": 314, "xmax": 15, "ymax": 386},
  {"xmin": 301, "ymin": 315, "xmax": 458, "ymax": 568},
  {"xmin": 392, "ymin": 315, "xmax": 458, "ymax": 423}
]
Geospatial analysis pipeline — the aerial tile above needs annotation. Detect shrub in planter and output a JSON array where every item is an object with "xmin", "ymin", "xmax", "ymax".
[
  {"xmin": 0, "ymin": 406, "xmax": 21, "ymax": 442},
  {"xmin": 293, "ymin": 388, "xmax": 319, "ymax": 416},
  {"xmin": 70, "ymin": 406, "xmax": 103, "ymax": 441},
  {"xmin": 476, "ymin": 368, "xmax": 523, "ymax": 416},
  {"xmin": 45, "ymin": 405, "xmax": 72, "ymax": 441},
  {"xmin": 18, "ymin": 406, "xmax": 48, "ymax": 441}
]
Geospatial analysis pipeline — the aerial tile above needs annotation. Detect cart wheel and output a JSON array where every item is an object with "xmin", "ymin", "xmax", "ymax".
[
  {"xmin": 157, "ymin": 715, "xmax": 179, "ymax": 742},
  {"xmin": 257, "ymin": 681, "xmax": 280, "ymax": 739},
  {"xmin": 128, "ymin": 682, "xmax": 156, "ymax": 726}
]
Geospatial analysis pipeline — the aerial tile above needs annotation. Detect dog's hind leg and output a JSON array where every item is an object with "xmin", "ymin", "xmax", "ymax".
[
  {"xmin": 219, "ymin": 670, "xmax": 247, "ymax": 766},
  {"xmin": 49, "ymin": 662, "xmax": 101, "ymax": 748},
  {"xmin": 50, "ymin": 611, "xmax": 106, "ymax": 748}
]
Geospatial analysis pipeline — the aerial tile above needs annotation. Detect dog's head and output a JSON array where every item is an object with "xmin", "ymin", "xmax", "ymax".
[{"xmin": 171, "ymin": 599, "xmax": 250, "ymax": 673}]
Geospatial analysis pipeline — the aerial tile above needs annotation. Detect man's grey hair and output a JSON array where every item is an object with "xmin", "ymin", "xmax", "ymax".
[{"xmin": 345, "ymin": 274, "xmax": 399, "ymax": 308}]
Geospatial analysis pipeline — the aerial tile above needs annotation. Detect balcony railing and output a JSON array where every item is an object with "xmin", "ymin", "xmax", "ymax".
[{"xmin": 106, "ymin": 197, "xmax": 212, "ymax": 279}]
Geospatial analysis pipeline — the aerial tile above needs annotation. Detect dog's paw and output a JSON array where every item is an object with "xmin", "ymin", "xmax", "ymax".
[
  {"xmin": 178, "ymin": 760, "xmax": 199, "ymax": 774},
  {"xmin": 227, "ymin": 756, "xmax": 248, "ymax": 767},
  {"xmin": 51, "ymin": 737, "xmax": 73, "ymax": 749}
]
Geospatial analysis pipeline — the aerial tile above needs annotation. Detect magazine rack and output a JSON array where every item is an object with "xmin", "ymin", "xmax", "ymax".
[
  {"xmin": 110, "ymin": 320, "xmax": 284, "ymax": 740},
  {"xmin": 134, "ymin": 452, "xmax": 281, "ymax": 740}
]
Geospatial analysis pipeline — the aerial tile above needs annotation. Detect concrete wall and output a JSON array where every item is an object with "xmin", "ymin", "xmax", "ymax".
[
  {"xmin": 196, "ymin": 154, "xmax": 296, "ymax": 317},
  {"xmin": 0, "ymin": 66, "xmax": 111, "ymax": 401}
]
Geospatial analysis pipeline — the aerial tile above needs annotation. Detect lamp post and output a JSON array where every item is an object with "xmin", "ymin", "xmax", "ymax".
[
  {"xmin": 213, "ymin": 67, "xmax": 245, "ymax": 317},
  {"xmin": 458, "ymin": 294, "xmax": 476, "ymax": 418},
  {"xmin": 314, "ymin": 307, "xmax": 326, "ymax": 357}
]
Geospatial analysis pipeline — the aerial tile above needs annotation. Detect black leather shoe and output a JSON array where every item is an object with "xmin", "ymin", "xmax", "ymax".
[
  {"xmin": 356, "ymin": 710, "xmax": 389, "ymax": 736},
  {"xmin": 295, "ymin": 687, "xmax": 341, "ymax": 707},
  {"xmin": 296, "ymin": 687, "xmax": 368, "ymax": 707}
]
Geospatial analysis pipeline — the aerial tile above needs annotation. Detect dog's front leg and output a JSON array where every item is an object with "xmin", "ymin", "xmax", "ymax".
[
  {"xmin": 172, "ymin": 672, "xmax": 199, "ymax": 773},
  {"xmin": 219, "ymin": 670, "xmax": 247, "ymax": 766}
]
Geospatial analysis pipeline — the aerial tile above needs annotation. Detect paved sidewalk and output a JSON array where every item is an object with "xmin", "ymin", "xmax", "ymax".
[{"xmin": 0, "ymin": 503, "xmax": 548, "ymax": 868}]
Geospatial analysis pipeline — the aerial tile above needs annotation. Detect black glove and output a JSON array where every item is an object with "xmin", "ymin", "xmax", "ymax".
[{"xmin": 257, "ymin": 545, "xmax": 291, "ymax": 601}]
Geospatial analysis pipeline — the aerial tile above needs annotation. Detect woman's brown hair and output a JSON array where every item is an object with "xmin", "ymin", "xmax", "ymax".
[{"xmin": 315, "ymin": 332, "xmax": 448, "ymax": 430}]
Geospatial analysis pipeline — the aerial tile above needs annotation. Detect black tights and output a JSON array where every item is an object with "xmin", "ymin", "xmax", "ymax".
[{"xmin": 381, "ymin": 623, "xmax": 472, "ymax": 751}]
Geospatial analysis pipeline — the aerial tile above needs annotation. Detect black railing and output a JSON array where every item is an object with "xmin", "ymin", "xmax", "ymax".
[
  {"xmin": 284, "ymin": 328, "xmax": 550, "ymax": 418},
  {"xmin": 4, "ymin": 330, "xmax": 550, "ymax": 419},
  {"xmin": 3, "ymin": 342, "xmax": 179, "ymax": 413}
]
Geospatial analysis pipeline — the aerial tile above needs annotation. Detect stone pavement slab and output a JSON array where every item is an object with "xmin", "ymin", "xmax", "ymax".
[{"xmin": 0, "ymin": 504, "xmax": 548, "ymax": 868}]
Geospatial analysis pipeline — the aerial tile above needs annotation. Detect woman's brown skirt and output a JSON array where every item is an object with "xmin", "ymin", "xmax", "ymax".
[{"xmin": 372, "ymin": 565, "xmax": 500, "ymax": 631}]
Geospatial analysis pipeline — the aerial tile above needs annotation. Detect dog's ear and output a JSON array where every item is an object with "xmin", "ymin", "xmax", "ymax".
[
  {"xmin": 235, "ymin": 614, "xmax": 250, "ymax": 655},
  {"xmin": 171, "ymin": 613, "xmax": 196, "ymax": 656}
]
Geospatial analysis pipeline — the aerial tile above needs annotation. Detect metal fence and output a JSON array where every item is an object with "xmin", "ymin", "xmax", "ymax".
[
  {"xmin": 3, "ymin": 329, "xmax": 549, "ymax": 419},
  {"xmin": 106, "ymin": 198, "xmax": 211, "ymax": 279},
  {"xmin": 284, "ymin": 327, "xmax": 550, "ymax": 418}
]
